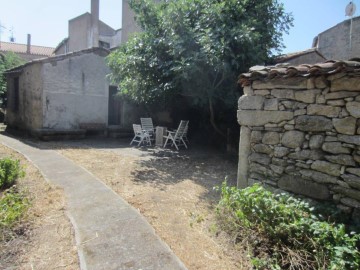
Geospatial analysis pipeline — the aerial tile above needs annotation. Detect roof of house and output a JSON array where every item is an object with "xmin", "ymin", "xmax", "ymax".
[
  {"xmin": 275, "ymin": 48, "xmax": 327, "ymax": 63},
  {"xmin": 5, "ymin": 47, "xmax": 110, "ymax": 75},
  {"xmin": 0, "ymin": 41, "xmax": 54, "ymax": 56},
  {"xmin": 238, "ymin": 59, "xmax": 360, "ymax": 86}
]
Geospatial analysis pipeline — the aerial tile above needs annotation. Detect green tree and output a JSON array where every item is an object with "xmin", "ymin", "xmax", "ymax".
[
  {"xmin": 107, "ymin": 0, "xmax": 293, "ymax": 137},
  {"xmin": 0, "ymin": 52, "xmax": 25, "ymax": 106}
]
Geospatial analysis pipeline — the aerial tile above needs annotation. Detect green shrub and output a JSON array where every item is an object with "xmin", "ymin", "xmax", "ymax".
[
  {"xmin": 215, "ymin": 182, "xmax": 360, "ymax": 270},
  {"xmin": 0, "ymin": 158, "xmax": 25, "ymax": 190},
  {"xmin": 0, "ymin": 186, "xmax": 29, "ymax": 240}
]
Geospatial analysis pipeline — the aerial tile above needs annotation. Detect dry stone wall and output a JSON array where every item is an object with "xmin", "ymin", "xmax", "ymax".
[{"xmin": 237, "ymin": 70, "xmax": 360, "ymax": 222}]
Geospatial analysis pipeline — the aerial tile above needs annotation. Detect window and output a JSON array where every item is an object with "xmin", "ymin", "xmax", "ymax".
[
  {"xmin": 13, "ymin": 77, "xmax": 19, "ymax": 112},
  {"xmin": 99, "ymin": 40, "xmax": 110, "ymax": 49}
]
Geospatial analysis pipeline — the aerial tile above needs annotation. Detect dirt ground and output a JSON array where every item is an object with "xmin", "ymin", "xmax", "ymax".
[
  {"xmin": 0, "ymin": 144, "xmax": 79, "ymax": 270},
  {"xmin": 2, "ymin": 136, "xmax": 251, "ymax": 269}
]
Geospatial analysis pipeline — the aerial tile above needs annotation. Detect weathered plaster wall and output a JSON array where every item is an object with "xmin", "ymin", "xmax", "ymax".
[
  {"xmin": 238, "ymin": 68, "xmax": 360, "ymax": 222},
  {"xmin": 6, "ymin": 63, "xmax": 43, "ymax": 130},
  {"xmin": 42, "ymin": 51, "xmax": 109, "ymax": 129},
  {"xmin": 68, "ymin": 14, "xmax": 92, "ymax": 52},
  {"xmin": 316, "ymin": 16, "xmax": 360, "ymax": 60}
]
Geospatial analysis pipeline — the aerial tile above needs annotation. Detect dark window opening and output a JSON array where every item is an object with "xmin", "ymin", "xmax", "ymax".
[
  {"xmin": 99, "ymin": 40, "xmax": 110, "ymax": 49},
  {"xmin": 13, "ymin": 77, "xmax": 19, "ymax": 112}
]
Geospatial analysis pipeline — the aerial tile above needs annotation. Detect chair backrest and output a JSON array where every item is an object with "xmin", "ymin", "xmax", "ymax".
[
  {"xmin": 174, "ymin": 120, "xmax": 189, "ymax": 138},
  {"xmin": 133, "ymin": 124, "xmax": 142, "ymax": 135},
  {"xmin": 140, "ymin": 118, "xmax": 154, "ymax": 133}
]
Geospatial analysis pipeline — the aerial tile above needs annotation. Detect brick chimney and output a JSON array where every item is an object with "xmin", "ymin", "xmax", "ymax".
[
  {"xmin": 27, "ymin": 34, "xmax": 31, "ymax": 54},
  {"xmin": 91, "ymin": 0, "xmax": 99, "ymax": 47}
]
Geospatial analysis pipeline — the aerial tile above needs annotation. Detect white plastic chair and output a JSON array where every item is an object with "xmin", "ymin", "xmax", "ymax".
[
  {"xmin": 163, "ymin": 120, "xmax": 189, "ymax": 150},
  {"xmin": 140, "ymin": 118, "xmax": 155, "ymax": 142},
  {"xmin": 130, "ymin": 124, "xmax": 151, "ymax": 146}
]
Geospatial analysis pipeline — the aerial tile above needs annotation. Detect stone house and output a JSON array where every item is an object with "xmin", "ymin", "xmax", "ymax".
[
  {"xmin": 276, "ymin": 48, "xmax": 326, "ymax": 65},
  {"xmin": 237, "ymin": 60, "xmax": 360, "ymax": 223},
  {"xmin": 5, "ymin": 47, "xmax": 141, "ymax": 139}
]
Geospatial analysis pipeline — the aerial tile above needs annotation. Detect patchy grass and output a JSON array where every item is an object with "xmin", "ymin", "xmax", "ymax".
[{"xmin": 215, "ymin": 182, "xmax": 360, "ymax": 270}]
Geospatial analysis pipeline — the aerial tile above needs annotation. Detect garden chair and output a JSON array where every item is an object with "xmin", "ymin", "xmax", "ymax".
[
  {"xmin": 140, "ymin": 117, "xmax": 155, "ymax": 142},
  {"xmin": 163, "ymin": 120, "xmax": 189, "ymax": 150},
  {"xmin": 130, "ymin": 124, "xmax": 151, "ymax": 146}
]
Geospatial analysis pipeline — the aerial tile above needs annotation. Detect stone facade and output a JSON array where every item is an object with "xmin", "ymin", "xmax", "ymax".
[
  {"xmin": 238, "ymin": 60, "xmax": 360, "ymax": 222},
  {"xmin": 6, "ymin": 48, "xmax": 110, "ymax": 133}
]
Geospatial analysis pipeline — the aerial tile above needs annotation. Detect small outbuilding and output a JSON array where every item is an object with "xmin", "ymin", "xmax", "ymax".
[{"xmin": 5, "ymin": 47, "xmax": 124, "ymax": 139}]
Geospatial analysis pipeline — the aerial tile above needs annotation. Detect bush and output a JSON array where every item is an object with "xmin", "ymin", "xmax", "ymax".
[
  {"xmin": 0, "ymin": 158, "xmax": 25, "ymax": 190},
  {"xmin": 215, "ymin": 182, "xmax": 360, "ymax": 270},
  {"xmin": 0, "ymin": 186, "xmax": 29, "ymax": 241}
]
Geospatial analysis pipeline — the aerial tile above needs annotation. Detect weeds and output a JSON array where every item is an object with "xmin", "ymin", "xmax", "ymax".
[
  {"xmin": 0, "ymin": 158, "xmax": 25, "ymax": 190},
  {"xmin": 0, "ymin": 158, "xmax": 28, "ymax": 241},
  {"xmin": 215, "ymin": 182, "xmax": 360, "ymax": 269}
]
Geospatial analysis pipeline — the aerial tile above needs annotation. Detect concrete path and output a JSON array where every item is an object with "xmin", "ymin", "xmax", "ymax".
[{"xmin": 0, "ymin": 134, "xmax": 188, "ymax": 270}]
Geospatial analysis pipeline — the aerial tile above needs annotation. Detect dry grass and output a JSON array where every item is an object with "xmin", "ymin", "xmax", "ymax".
[
  {"xmin": 46, "ymin": 139, "xmax": 252, "ymax": 270},
  {"xmin": 0, "ymin": 144, "xmax": 79, "ymax": 270}
]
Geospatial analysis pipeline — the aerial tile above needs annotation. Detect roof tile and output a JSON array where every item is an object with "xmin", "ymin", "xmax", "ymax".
[
  {"xmin": 0, "ymin": 41, "xmax": 54, "ymax": 56},
  {"xmin": 239, "ymin": 59, "xmax": 360, "ymax": 86}
]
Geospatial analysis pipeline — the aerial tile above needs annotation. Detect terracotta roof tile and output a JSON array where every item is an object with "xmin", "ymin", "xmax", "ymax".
[
  {"xmin": 238, "ymin": 59, "xmax": 360, "ymax": 86},
  {"xmin": 0, "ymin": 41, "xmax": 54, "ymax": 56}
]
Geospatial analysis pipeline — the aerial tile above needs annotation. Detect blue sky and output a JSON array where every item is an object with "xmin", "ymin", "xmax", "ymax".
[{"xmin": 0, "ymin": 0, "xmax": 357, "ymax": 54}]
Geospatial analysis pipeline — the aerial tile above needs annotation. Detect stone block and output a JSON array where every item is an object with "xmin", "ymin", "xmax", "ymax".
[
  {"xmin": 346, "ymin": 101, "xmax": 360, "ymax": 118},
  {"xmin": 254, "ymin": 90, "xmax": 270, "ymax": 96},
  {"xmin": 325, "ymin": 155, "xmax": 356, "ymax": 166},
  {"xmin": 295, "ymin": 115, "xmax": 333, "ymax": 132},
  {"xmin": 325, "ymin": 91, "xmax": 359, "ymax": 100},
  {"xmin": 278, "ymin": 175, "xmax": 330, "ymax": 200},
  {"xmin": 238, "ymin": 95, "xmax": 264, "ymax": 110},
  {"xmin": 274, "ymin": 147, "xmax": 290, "ymax": 158},
  {"xmin": 262, "ymin": 132, "xmax": 280, "ymax": 145},
  {"xmin": 284, "ymin": 125, "xmax": 294, "ymax": 130},
  {"xmin": 333, "ymin": 117, "xmax": 356, "ymax": 135},
  {"xmin": 311, "ymin": 160, "xmax": 341, "ymax": 177},
  {"xmin": 248, "ymin": 152, "xmax": 271, "ymax": 166},
  {"xmin": 271, "ymin": 89, "xmax": 295, "ymax": 99},
  {"xmin": 307, "ymin": 104, "xmax": 341, "ymax": 117},
  {"xmin": 253, "ymin": 77, "xmax": 308, "ymax": 90},
  {"xmin": 309, "ymin": 135, "xmax": 324, "ymax": 149},
  {"xmin": 341, "ymin": 174, "xmax": 360, "ymax": 190},
  {"xmin": 264, "ymin": 98, "xmax": 278, "ymax": 111},
  {"xmin": 237, "ymin": 110, "xmax": 293, "ymax": 126},
  {"xmin": 250, "ymin": 131, "xmax": 263, "ymax": 143},
  {"xmin": 338, "ymin": 134, "xmax": 360, "ymax": 146},
  {"xmin": 272, "ymin": 158, "xmax": 288, "ymax": 167},
  {"xmin": 327, "ymin": 100, "xmax": 345, "ymax": 106},
  {"xmin": 243, "ymin": 86, "xmax": 254, "ymax": 96},
  {"xmin": 249, "ymin": 163, "xmax": 274, "ymax": 177},
  {"xmin": 294, "ymin": 89, "xmax": 321, "ymax": 103},
  {"xmin": 346, "ymin": 168, "xmax": 360, "ymax": 177},
  {"xmin": 300, "ymin": 169, "xmax": 338, "ymax": 184},
  {"xmin": 322, "ymin": 142, "xmax": 351, "ymax": 154},
  {"xmin": 294, "ymin": 109, "xmax": 307, "ymax": 116},
  {"xmin": 270, "ymin": 164, "xmax": 284, "ymax": 174},
  {"xmin": 281, "ymin": 100, "xmax": 295, "ymax": 109},
  {"xmin": 332, "ymin": 186, "xmax": 360, "ymax": 201},
  {"xmin": 331, "ymin": 77, "xmax": 360, "ymax": 91},
  {"xmin": 288, "ymin": 150, "xmax": 324, "ymax": 161},
  {"xmin": 341, "ymin": 198, "xmax": 360, "ymax": 208},
  {"xmin": 315, "ymin": 76, "xmax": 328, "ymax": 89},
  {"xmin": 253, "ymin": 144, "xmax": 273, "ymax": 155},
  {"xmin": 281, "ymin": 130, "xmax": 305, "ymax": 149}
]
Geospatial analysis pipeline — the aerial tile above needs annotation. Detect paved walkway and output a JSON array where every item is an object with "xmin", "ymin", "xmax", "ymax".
[{"xmin": 0, "ymin": 134, "xmax": 188, "ymax": 270}]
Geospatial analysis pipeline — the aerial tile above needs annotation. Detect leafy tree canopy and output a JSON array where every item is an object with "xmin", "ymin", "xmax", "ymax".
[
  {"xmin": 0, "ymin": 52, "xmax": 25, "ymax": 106},
  {"xmin": 107, "ymin": 0, "xmax": 293, "ymax": 137}
]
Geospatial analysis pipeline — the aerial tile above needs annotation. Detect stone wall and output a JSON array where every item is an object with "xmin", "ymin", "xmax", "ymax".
[{"xmin": 237, "ymin": 62, "xmax": 360, "ymax": 222}]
